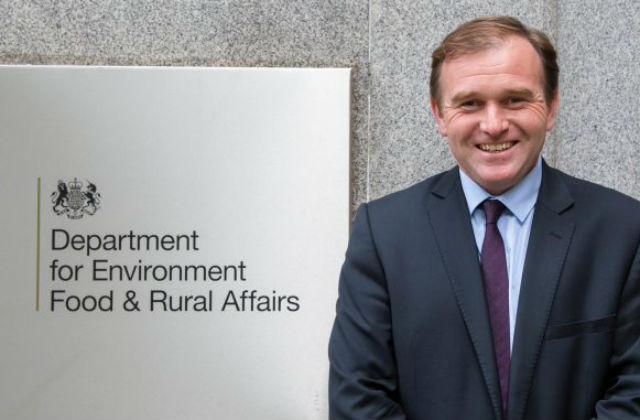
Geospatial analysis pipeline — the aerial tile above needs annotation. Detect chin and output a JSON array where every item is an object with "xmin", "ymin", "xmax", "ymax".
[{"xmin": 478, "ymin": 173, "xmax": 519, "ymax": 195}]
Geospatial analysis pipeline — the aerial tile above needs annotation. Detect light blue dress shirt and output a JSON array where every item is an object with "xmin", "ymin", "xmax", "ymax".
[{"xmin": 459, "ymin": 157, "xmax": 542, "ymax": 352}]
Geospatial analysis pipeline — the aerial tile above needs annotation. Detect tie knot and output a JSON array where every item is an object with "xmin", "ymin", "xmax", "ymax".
[{"xmin": 482, "ymin": 199, "xmax": 505, "ymax": 225}]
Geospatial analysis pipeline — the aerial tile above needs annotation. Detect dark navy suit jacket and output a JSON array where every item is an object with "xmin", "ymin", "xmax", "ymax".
[{"xmin": 329, "ymin": 163, "xmax": 640, "ymax": 419}]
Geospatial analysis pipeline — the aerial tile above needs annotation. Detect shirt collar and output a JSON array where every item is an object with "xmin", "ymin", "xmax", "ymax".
[{"xmin": 459, "ymin": 156, "xmax": 542, "ymax": 223}]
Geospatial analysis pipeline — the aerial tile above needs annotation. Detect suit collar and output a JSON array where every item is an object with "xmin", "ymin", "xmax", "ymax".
[
  {"xmin": 427, "ymin": 167, "xmax": 505, "ymax": 419},
  {"xmin": 431, "ymin": 166, "xmax": 459, "ymax": 199},
  {"xmin": 427, "ymin": 162, "xmax": 576, "ymax": 419},
  {"xmin": 508, "ymin": 161, "xmax": 575, "ymax": 419},
  {"xmin": 430, "ymin": 160, "xmax": 573, "ymax": 210},
  {"xmin": 458, "ymin": 157, "xmax": 543, "ymax": 223},
  {"xmin": 537, "ymin": 160, "xmax": 574, "ymax": 214}
]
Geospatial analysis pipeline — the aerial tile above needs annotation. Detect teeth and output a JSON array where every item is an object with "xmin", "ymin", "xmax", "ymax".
[{"xmin": 478, "ymin": 142, "xmax": 514, "ymax": 152}]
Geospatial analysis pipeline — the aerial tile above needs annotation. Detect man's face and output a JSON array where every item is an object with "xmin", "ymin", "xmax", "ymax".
[{"xmin": 430, "ymin": 36, "xmax": 558, "ymax": 195}]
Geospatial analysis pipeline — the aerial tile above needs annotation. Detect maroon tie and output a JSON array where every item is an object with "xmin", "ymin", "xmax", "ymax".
[{"xmin": 481, "ymin": 199, "xmax": 510, "ymax": 417}]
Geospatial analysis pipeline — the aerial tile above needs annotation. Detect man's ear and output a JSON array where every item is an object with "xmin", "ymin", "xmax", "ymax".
[
  {"xmin": 546, "ymin": 89, "xmax": 559, "ymax": 131},
  {"xmin": 429, "ymin": 95, "xmax": 447, "ymax": 137}
]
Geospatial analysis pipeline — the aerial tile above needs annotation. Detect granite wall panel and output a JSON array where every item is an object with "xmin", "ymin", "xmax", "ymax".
[{"xmin": 554, "ymin": 0, "xmax": 640, "ymax": 199}]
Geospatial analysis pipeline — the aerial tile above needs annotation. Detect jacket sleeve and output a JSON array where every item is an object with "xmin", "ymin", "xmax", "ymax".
[
  {"xmin": 594, "ymin": 242, "xmax": 640, "ymax": 419},
  {"xmin": 328, "ymin": 204, "xmax": 406, "ymax": 420}
]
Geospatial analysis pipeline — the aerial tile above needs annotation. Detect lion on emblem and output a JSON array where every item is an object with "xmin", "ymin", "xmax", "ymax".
[{"xmin": 51, "ymin": 180, "xmax": 70, "ymax": 215}]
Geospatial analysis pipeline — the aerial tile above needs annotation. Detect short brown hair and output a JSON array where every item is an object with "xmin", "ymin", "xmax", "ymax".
[{"xmin": 430, "ymin": 16, "xmax": 558, "ymax": 107}]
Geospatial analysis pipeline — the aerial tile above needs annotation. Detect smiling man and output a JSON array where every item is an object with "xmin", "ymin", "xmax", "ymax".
[
  {"xmin": 431, "ymin": 34, "xmax": 556, "ymax": 196},
  {"xmin": 329, "ymin": 16, "xmax": 640, "ymax": 419}
]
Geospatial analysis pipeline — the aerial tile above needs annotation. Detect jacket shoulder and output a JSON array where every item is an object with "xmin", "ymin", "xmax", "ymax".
[
  {"xmin": 364, "ymin": 169, "xmax": 454, "ymax": 217},
  {"xmin": 552, "ymin": 167, "xmax": 640, "ymax": 212},
  {"xmin": 546, "ymin": 166, "xmax": 640, "ymax": 234}
]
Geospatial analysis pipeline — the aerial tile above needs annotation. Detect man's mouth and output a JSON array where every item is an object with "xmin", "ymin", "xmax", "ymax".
[{"xmin": 477, "ymin": 141, "xmax": 516, "ymax": 153}]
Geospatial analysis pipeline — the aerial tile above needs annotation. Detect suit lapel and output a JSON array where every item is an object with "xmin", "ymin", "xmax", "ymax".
[
  {"xmin": 508, "ymin": 163, "xmax": 575, "ymax": 419},
  {"xmin": 427, "ymin": 168, "xmax": 504, "ymax": 419}
]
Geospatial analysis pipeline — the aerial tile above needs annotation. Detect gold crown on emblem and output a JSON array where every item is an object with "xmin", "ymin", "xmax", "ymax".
[{"xmin": 68, "ymin": 178, "xmax": 83, "ymax": 190}]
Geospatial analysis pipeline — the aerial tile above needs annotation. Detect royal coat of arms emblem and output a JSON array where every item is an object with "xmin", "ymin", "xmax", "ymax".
[{"xmin": 51, "ymin": 178, "xmax": 101, "ymax": 219}]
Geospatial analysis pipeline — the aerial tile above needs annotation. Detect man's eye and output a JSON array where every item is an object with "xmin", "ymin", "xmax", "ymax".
[
  {"xmin": 506, "ymin": 97, "xmax": 525, "ymax": 106},
  {"xmin": 460, "ymin": 100, "xmax": 479, "ymax": 109}
]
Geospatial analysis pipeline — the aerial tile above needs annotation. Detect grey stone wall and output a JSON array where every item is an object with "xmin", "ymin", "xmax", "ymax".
[
  {"xmin": 2, "ymin": 0, "xmax": 639, "ymax": 214},
  {"xmin": 553, "ymin": 0, "xmax": 640, "ymax": 198}
]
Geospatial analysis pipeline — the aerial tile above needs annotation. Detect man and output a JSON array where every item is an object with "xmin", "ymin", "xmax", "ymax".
[{"xmin": 329, "ymin": 16, "xmax": 640, "ymax": 419}]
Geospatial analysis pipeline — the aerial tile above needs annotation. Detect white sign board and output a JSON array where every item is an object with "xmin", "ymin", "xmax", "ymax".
[{"xmin": 0, "ymin": 66, "xmax": 350, "ymax": 420}]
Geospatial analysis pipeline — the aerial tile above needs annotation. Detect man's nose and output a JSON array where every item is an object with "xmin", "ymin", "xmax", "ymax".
[{"xmin": 479, "ymin": 104, "xmax": 509, "ymax": 137}]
